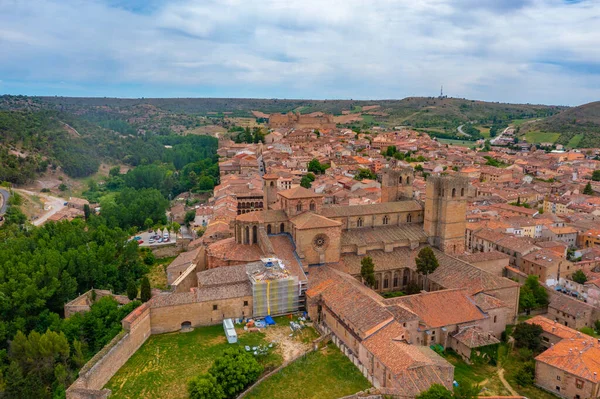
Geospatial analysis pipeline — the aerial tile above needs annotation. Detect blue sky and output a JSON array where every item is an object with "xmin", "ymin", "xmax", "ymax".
[{"xmin": 1, "ymin": 0, "xmax": 599, "ymax": 105}]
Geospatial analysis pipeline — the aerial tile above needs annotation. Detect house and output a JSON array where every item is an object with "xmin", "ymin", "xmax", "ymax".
[
  {"xmin": 547, "ymin": 294, "xmax": 596, "ymax": 330},
  {"xmin": 535, "ymin": 338, "xmax": 600, "ymax": 399}
]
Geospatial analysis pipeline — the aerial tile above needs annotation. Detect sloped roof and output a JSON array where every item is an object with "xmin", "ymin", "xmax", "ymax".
[
  {"xmin": 386, "ymin": 289, "xmax": 486, "ymax": 329},
  {"xmin": 536, "ymin": 338, "xmax": 600, "ymax": 381},
  {"xmin": 278, "ymin": 186, "xmax": 322, "ymax": 199},
  {"xmin": 525, "ymin": 315, "xmax": 581, "ymax": 340},
  {"xmin": 320, "ymin": 200, "xmax": 422, "ymax": 218},
  {"xmin": 290, "ymin": 212, "xmax": 341, "ymax": 229},
  {"xmin": 452, "ymin": 326, "xmax": 500, "ymax": 349}
]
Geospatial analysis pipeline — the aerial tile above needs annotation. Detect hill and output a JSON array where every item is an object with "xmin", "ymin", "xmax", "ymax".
[
  {"xmin": 521, "ymin": 101, "xmax": 600, "ymax": 147},
  {"xmin": 0, "ymin": 95, "xmax": 565, "ymax": 140}
]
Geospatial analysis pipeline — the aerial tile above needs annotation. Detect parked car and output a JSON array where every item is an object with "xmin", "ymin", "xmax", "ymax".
[
  {"xmin": 134, "ymin": 236, "xmax": 142, "ymax": 240},
  {"xmin": 158, "ymin": 238, "xmax": 163, "ymax": 243},
  {"xmin": 137, "ymin": 240, "xmax": 144, "ymax": 244},
  {"xmin": 149, "ymin": 239, "xmax": 155, "ymax": 244}
]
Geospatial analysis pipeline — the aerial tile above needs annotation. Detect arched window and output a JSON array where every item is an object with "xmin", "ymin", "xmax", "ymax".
[
  {"xmin": 310, "ymin": 200, "xmax": 316, "ymax": 211},
  {"xmin": 406, "ymin": 176, "xmax": 410, "ymax": 185},
  {"xmin": 461, "ymin": 188, "xmax": 465, "ymax": 197},
  {"xmin": 252, "ymin": 225, "xmax": 258, "ymax": 244},
  {"xmin": 244, "ymin": 226, "xmax": 250, "ymax": 244},
  {"xmin": 357, "ymin": 217, "xmax": 364, "ymax": 227},
  {"xmin": 399, "ymin": 176, "xmax": 403, "ymax": 184},
  {"xmin": 407, "ymin": 214, "xmax": 412, "ymax": 223},
  {"xmin": 267, "ymin": 224, "xmax": 272, "ymax": 234},
  {"xmin": 280, "ymin": 223, "xmax": 285, "ymax": 233},
  {"xmin": 270, "ymin": 181, "xmax": 274, "ymax": 187},
  {"xmin": 383, "ymin": 215, "xmax": 389, "ymax": 225},
  {"xmin": 296, "ymin": 202, "xmax": 302, "ymax": 212},
  {"xmin": 452, "ymin": 188, "xmax": 456, "ymax": 198},
  {"xmin": 383, "ymin": 276, "xmax": 389, "ymax": 289}
]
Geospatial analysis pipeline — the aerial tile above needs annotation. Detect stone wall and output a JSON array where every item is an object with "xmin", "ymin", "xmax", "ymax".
[
  {"xmin": 535, "ymin": 360, "xmax": 598, "ymax": 399},
  {"xmin": 149, "ymin": 295, "xmax": 253, "ymax": 334},
  {"xmin": 66, "ymin": 304, "xmax": 152, "ymax": 399}
]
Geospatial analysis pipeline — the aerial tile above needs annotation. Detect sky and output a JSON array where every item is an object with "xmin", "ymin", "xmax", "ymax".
[{"xmin": 1, "ymin": 0, "xmax": 599, "ymax": 105}]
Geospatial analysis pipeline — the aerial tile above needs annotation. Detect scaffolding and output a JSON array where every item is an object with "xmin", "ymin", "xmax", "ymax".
[{"xmin": 249, "ymin": 258, "xmax": 300, "ymax": 317}]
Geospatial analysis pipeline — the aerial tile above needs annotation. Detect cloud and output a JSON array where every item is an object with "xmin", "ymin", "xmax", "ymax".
[{"xmin": 0, "ymin": 0, "xmax": 599, "ymax": 104}]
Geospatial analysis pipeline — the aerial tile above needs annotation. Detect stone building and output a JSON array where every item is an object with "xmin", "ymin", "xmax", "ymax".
[{"xmin": 268, "ymin": 112, "xmax": 336, "ymax": 129}]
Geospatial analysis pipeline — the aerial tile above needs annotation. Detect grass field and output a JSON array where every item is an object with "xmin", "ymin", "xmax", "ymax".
[
  {"xmin": 474, "ymin": 125, "xmax": 491, "ymax": 138},
  {"xmin": 567, "ymin": 134, "xmax": 584, "ymax": 148},
  {"xmin": 524, "ymin": 131, "xmax": 561, "ymax": 144},
  {"xmin": 105, "ymin": 325, "xmax": 282, "ymax": 399},
  {"xmin": 437, "ymin": 138, "xmax": 475, "ymax": 147},
  {"xmin": 511, "ymin": 118, "xmax": 540, "ymax": 126},
  {"xmin": 245, "ymin": 343, "xmax": 371, "ymax": 399},
  {"xmin": 442, "ymin": 345, "xmax": 558, "ymax": 399},
  {"xmin": 147, "ymin": 256, "xmax": 176, "ymax": 290}
]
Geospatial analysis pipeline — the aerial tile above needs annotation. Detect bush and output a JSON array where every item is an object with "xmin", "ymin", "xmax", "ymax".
[
  {"xmin": 415, "ymin": 383, "xmax": 453, "ymax": 399},
  {"xmin": 209, "ymin": 347, "xmax": 263, "ymax": 398},
  {"xmin": 514, "ymin": 361, "xmax": 535, "ymax": 386},
  {"xmin": 513, "ymin": 323, "xmax": 543, "ymax": 352},
  {"xmin": 140, "ymin": 276, "xmax": 152, "ymax": 302},
  {"xmin": 143, "ymin": 251, "xmax": 156, "ymax": 266},
  {"xmin": 188, "ymin": 373, "xmax": 225, "ymax": 399}
]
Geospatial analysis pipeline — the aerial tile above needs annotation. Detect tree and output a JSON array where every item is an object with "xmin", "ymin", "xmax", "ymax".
[
  {"xmin": 300, "ymin": 175, "xmax": 312, "ymax": 189},
  {"xmin": 209, "ymin": 347, "xmax": 263, "ymax": 398},
  {"xmin": 584, "ymin": 182, "xmax": 594, "ymax": 195},
  {"xmin": 415, "ymin": 383, "xmax": 453, "ymax": 399},
  {"xmin": 572, "ymin": 269, "xmax": 588, "ymax": 284},
  {"xmin": 592, "ymin": 170, "xmax": 600, "ymax": 182},
  {"xmin": 83, "ymin": 204, "xmax": 91, "ymax": 220},
  {"xmin": 514, "ymin": 361, "xmax": 535, "ymax": 386},
  {"xmin": 513, "ymin": 322, "xmax": 543, "ymax": 351},
  {"xmin": 354, "ymin": 168, "xmax": 377, "ymax": 181},
  {"xmin": 453, "ymin": 381, "xmax": 480, "ymax": 399},
  {"xmin": 360, "ymin": 256, "xmax": 376, "ymax": 288},
  {"xmin": 416, "ymin": 247, "xmax": 439, "ymax": 289},
  {"xmin": 58, "ymin": 183, "xmax": 68, "ymax": 191},
  {"xmin": 109, "ymin": 166, "xmax": 121, "ymax": 177},
  {"xmin": 188, "ymin": 373, "xmax": 225, "ymax": 399},
  {"xmin": 172, "ymin": 222, "xmax": 181, "ymax": 237},
  {"xmin": 184, "ymin": 210, "xmax": 196, "ymax": 227},
  {"xmin": 308, "ymin": 158, "xmax": 328, "ymax": 175},
  {"xmin": 126, "ymin": 280, "xmax": 138, "ymax": 300},
  {"xmin": 140, "ymin": 276, "xmax": 152, "ymax": 302}
]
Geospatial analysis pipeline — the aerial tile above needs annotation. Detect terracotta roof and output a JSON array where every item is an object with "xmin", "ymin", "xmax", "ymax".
[
  {"xmin": 472, "ymin": 292, "xmax": 507, "ymax": 311},
  {"xmin": 525, "ymin": 315, "xmax": 581, "ymax": 340},
  {"xmin": 386, "ymin": 289, "xmax": 486, "ymax": 329},
  {"xmin": 341, "ymin": 224, "xmax": 428, "ymax": 247},
  {"xmin": 307, "ymin": 266, "xmax": 392, "ymax": 339},
  {"xmin": 456, "ymin": 251, "xmax": 510, "ymax": 264},
  {"xmin": 362, "ymin": 321, "xmax": 454, "ymax": 396},
  {"xmin": 290, "ymin": 212, "xmax": 341, "ymax": 229},
  {"xmin": 549, "ymin": 294, "xmax": 594, "ymax": 318},
  {"xmin": 197, "ymin": 264, "xmax": 248, "ymax": 287},
  {"xmin": 167, "ymin": 247, "xmax": 201, "ymax": 272},
  {"xmin": 320, "ymin": 200, "xmax": 422, "ymax": 218},
  {"xmin": 207, "ymin": 238, "xmax": 264, "ymax": 262},
  {"xmin": 452, "ymin": 326, "xmax": 500, "ymax": 348},
  {"xmin": 535, "ymin": 338, "xmax": 600, "ymax": 381},
  {"xmin": 428, "ymin": 249, "xmax": 519, "ymax": 294},
  {"xmin": 278, "ymin": 186, "xmax": 322, "ymax": 199}
]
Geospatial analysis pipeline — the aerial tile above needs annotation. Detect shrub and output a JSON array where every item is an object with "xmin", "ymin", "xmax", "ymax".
[
  {"xmin": 188, "ymin": 373, "xmax": 225, "ymax": 399},
  {"xmin": 514, "ymin": 361, "xmax": 535, "ymax": 386},
  {"xmin": 513, "ymin": 323, "xmax": 543, "ymax": 352},
  {"xmin": 209, "ymin": 347, "xmax": 263, "ymax": 398}
]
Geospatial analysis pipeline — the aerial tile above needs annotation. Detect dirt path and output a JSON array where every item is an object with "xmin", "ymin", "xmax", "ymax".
[
  {"xmin": 15, "ymin": 189, "xmax": 66, "ymax": 226},
  {"xmin": 498, "ymin": 368, "xmax": 519, "ymax": 396},
  {"xmin": 263, "ymin": 326, "xmax": 312, "ymax": 362}
]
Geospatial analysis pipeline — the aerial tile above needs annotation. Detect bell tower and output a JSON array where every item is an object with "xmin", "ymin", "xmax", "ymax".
[
  {"xmin": 424, "ymin": 175, "xmax": 469, "ymax": 254},
  {"xmin": 262, "ymin": 174, "xmax": 279, "ymax": 209},
  {"xmin": 381, "ymin": 167, "xmax": 414, "ymax": 202}
]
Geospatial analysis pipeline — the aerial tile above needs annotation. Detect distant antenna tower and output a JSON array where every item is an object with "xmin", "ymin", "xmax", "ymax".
[{"xmin": 440, "ymin": 85, "xmax": 443, "ymax": 97}]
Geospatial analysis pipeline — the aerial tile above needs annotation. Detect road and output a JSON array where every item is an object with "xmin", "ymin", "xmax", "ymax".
[
  {"xmin": 456, "ymin": 124, "xmax": 471, "ymax": 137},
  {"xmin": 15, "ymin": 189, "xmax": 67, "ymax": 226},
  {"xmin": 0, "ymin": 188, "xmax": 9, "ymax": 215}
]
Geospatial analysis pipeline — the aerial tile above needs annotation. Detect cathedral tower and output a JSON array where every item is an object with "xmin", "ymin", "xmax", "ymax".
[
  {"xmin": 381, "ymin": 167, "xmax": 414, "ymax": 202},
  {"xmin": 423, "ymin": 175, "xmax": 469, "ymax": 255}
]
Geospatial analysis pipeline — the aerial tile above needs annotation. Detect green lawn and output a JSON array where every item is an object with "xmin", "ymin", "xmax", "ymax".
[
  {"xmin": 524, "ymin": 131, "xmax": 560, "ymax": 144},
  {"xmin": 105, "ymin": 325, "xmax": 282, "ymax": 399},
  {"xmin": 437, "ymin": 138, "xmax": 474, "ymax": 147},
  {"xmin": 499, "ymin": 345, "xmax": 559, "ymax": 399},
  {"xmin": 474, "ymin": 125, "xmax": 491, "ymax": 138},
  {"xmin": 245, "ymin": 343, "xmax": 371, "ymax": 399},
  {"xmin": 567, "ymin": 134, "xmax": 584, "ymax": 148},
  {"xmin": 361, "ymin": 114, "xmax": 375, "ymax": 124}
]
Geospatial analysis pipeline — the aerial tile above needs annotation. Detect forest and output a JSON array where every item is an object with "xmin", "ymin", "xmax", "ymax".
[{"xmin": 0, "ymin": 108, "xmax": 220, "ymax": 398}]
